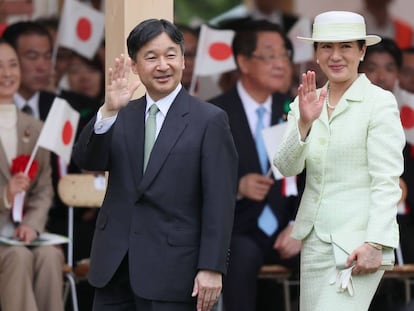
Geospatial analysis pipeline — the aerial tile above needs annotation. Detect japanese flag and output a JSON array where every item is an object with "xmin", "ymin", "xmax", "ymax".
[
  {"xmin": 193, "ymin": 24, "xmax": 236, "ymax": 76},
  {"xmin": 37, "ymin": 97, "xmax": 80, "ymax": 164},
  {"xmin": 56, "ymin": 0, "xmax": 104, "ymax": 59},
  {"xmin": 395, "ymin": 84, "xmax": 414, "ymax": 144},
  {"xmin": 288, "ymin": 17, "xmax": 314, "ymax": 64}
]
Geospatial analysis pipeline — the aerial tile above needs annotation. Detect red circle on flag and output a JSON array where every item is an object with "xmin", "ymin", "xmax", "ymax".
[
  {"xmin": 62, "ymin": 121, "xmax": 73, "ymax": 145},
  {"xmin": 208, "ymin": 42, "xmax": 232, "ymax": 61},
  {"xmin": 76, "ymin": 17, "xmax": 92, "ymax": 41},
  {"xmin": 400, "ymin": 105, "xmax": 414, "ymax": 129}
]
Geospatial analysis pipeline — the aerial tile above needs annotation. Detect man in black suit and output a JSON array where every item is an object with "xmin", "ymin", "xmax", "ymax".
[
  {"xmin": 209, "ymin": 20, "xmax": 301, "ymax": 311},
  {"xmin": 72, "ymin": 19, "xmax": 238, "ymax": 311}
]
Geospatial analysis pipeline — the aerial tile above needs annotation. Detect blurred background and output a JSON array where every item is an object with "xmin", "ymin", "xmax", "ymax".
[{"xmin": 1, "ymin": 0, "xmax": 413, "ymax": 28}]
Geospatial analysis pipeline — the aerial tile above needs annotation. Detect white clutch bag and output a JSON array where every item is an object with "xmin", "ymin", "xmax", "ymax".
[{"xmin": 331, "ymin": 230, "xmax": 395, "ymax": 271}]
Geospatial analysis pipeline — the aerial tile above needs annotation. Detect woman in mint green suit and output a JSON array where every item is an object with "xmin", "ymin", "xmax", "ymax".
[{"xmin": 274, "ymin": 11, "xmax": 405, "ymax": 311}]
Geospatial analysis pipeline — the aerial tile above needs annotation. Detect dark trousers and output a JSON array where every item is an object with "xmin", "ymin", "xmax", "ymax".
[
  {"xmin": 223, "ymin": 233, "xmax": 299, "ymax": 311},
  {"xmin": 92, "ymin": 255, "xmax": 197, "ymax": 311}
]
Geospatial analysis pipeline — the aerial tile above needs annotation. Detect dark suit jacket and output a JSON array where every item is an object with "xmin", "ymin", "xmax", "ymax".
[
  {"xmin": 73, "ymin": 88, "xmax": 238, "ymax": 301},
  {"xmin": 209, "ymin": 87, "xmax": 298, "ymax": 238}
]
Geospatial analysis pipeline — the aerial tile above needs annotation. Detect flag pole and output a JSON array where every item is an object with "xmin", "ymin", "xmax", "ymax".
[
  {"xmin": 188, "ymin": 73, "xmax": 198, "ymax": 96},
  {"xmin": 24, "ymin": 144, "xmax": 40, "ymax": 176}
]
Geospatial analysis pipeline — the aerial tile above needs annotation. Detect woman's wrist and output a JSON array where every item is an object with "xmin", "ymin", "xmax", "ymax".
[{"xmin": 366, "ymin": 242, "xmax": 383, "ymax": 250}]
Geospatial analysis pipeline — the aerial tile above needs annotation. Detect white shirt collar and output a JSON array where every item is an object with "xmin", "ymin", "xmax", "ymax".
[
  {"xmin": 13, "ymin": 92, "xmax": 40, "ymax": 119},
  {"xmin": 145, "ymin": 84, "xmax": 182, "ymax": 117},
  {"xmin": 237, "ymin": 81, "xmax": 272, "ymax": 116}
]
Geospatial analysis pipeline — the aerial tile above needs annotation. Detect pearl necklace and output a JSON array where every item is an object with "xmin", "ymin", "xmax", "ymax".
[{"xmin": 325, "ymin": 85, "xmax": 336, "ymax": 110}]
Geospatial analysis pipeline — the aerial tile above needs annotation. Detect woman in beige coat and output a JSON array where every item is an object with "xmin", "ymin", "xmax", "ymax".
[
  {"xmin": 0, "ymin": 38, "xmax": 64, "ymax": 311},
  {"xmin": 273, "ymin": 11, "xmax": 405, "ymax": 311}
]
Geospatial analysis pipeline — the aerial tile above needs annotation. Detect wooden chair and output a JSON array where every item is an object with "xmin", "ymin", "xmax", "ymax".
[
  {"xmin": 257, "ymin": 264, "xmax": 299, "ymax": 311},
  {"xmin": 57, "ymin": 173, "xmax": 106, "ymax": 311},
  {"xmin": 383, "ymin": 264, "xmax": 414, "ymax": 304}
]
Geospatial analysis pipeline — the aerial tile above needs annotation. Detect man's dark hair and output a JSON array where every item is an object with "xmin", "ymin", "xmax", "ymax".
[
  {"xmin": 402, "ymin": 46, "xmax": 414, "ymax": 55},
  {"xmin": 2, "ymin": 21, "xmax": 52, "ymax": 49},
  {"xmin": 175, "ymin": 23, "xmax": 199, "ymax": 39},
  {"xmin": 126, "ymin": 19, "xmax": 184, "ymax": 61},
  {"xmin": 231, "ymin": 19, "xmax": 293, "ymax": 65},
  {"xmin": 363, "ymin": 37, "xmax": 402, "ymax": 69}
]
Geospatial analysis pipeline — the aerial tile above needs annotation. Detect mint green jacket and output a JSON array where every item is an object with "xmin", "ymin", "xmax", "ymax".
[{"xmin": 273, "ymin": 74, "xmax": 405, "ymax": 248}]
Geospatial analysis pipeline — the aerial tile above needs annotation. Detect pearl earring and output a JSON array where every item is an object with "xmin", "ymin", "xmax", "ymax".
[
  {"xmin": 360, "ymin": 57, "xmax": 364, "ymax": 61},
  {"xmin": 316, "ymin": 59, "xmax": 320, "ymax": 64}
]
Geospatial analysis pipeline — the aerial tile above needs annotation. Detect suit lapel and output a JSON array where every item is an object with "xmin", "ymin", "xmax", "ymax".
[
  {"xmin": 228, "ymin": 90, "xmax": 262, "ymax": 174},
  {"xmin": 0, "ymin": 143, "xmax": 10, "ymax": 180},
  {"xmin": 123, "ymin": 98, "xmax": 146, "ymax": 188},
  {"xmin": 38, "ymin": 91, "xmax": 55, "ymax": 121},
  {"xmin": 0, "ymin": 113, "xmax": 38, "ymax": 180},
  {"xmin": 137, "ymin": 89, "xmax": 189, "ymax": 193}
]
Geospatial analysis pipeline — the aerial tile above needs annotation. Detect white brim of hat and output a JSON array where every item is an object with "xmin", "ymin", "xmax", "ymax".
[{"xmin": 297, "ymin": 35, "xmax": 381, "ymax": 46}]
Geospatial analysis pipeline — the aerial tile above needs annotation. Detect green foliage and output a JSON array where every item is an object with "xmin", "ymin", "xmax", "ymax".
[{"xmin": 174, "ymin": 0, "xmax": 241, "ymax": 25}]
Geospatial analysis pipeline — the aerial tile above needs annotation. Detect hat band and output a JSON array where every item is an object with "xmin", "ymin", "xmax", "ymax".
[{"xmin": 312, "ymin": 23, "xmax": 366, "ymax": 41}]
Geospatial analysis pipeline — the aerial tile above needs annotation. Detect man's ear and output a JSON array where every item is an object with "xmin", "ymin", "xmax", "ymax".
[
  {"xmin": 131, "ymin": 62, "xmax": 138, "ymax": 74},
  {"xmin": 237, "ymin": 54, "xmax": 249, "ymax": 75}
]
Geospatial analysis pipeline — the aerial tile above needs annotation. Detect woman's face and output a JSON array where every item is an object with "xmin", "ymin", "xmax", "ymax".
[
  {"xmin": 316, "ymin": 41, "xmax": 365, "ymax": 86},
  {"xmin": 0, "ymin": 42, "xmax": 20, "ymax": 102},
  {"xmin": 360, "ymin": 51, "xmax": 398, "ymax": 92},
  {"xmin": 67, "ymin": 55, "xmax": 103, "ymax": 99}
]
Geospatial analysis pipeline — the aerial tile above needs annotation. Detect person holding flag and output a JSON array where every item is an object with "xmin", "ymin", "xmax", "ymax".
[{"xmin": 0, "ymin": 38, "xmax": 64, "ymax": 311}]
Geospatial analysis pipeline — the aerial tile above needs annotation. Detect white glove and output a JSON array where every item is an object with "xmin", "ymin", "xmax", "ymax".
[{"xmin": 329, "ymin": 265, "xmax": 355, "ymax": 296}]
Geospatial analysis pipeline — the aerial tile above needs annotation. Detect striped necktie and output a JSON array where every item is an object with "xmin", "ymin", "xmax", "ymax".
[
  {"xmin": 255, "ymin": 106, "xmax": 278, "ymax": 236},
  {"xmin": 143, "ymin": 104, "xmax": 159, "ymax": 172}
]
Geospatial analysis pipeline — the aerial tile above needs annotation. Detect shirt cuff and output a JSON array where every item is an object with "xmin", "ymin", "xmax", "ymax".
[{"xmin": 94, "ymin": 108, "xmax": 117, "ymax": 134}]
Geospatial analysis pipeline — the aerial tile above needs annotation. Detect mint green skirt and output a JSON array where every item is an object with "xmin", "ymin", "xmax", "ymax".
[{"xmin": 299, "ymin": 229, "xmax": 384, "ymax": 311}]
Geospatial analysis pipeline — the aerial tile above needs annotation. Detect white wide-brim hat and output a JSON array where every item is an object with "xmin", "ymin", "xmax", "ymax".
[{"xmin": 297, "ymin": 11, "xmax": 381, "ymax": 46}]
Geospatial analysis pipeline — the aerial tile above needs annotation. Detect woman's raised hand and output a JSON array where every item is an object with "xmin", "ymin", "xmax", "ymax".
[{"xmin": 297, "ymin": 71, "xmax": 327, "ymax": 139}]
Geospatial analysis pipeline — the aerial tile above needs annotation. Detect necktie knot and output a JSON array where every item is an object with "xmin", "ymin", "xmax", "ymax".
[
  {"xmin": 22, "ymin": 104, "xmax": 33, "ymax": 116},
  {"xmin": 256, "ymin": 106, "xmax": 266, "ymax": 120},
  {"xmin": 148, "ymin": 104, "xmax": 159, "ymax": 116}
]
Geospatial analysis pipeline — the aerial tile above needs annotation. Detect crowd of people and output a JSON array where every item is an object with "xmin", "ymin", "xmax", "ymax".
[{"xmin": 1, "ymin": 0, "xmax": 414, "ymax": 311}]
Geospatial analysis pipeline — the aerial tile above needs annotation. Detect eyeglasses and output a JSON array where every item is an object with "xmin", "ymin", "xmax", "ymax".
[{"xmin": 250, "ymin": 51, "xmax": 291, "ymax": 63}]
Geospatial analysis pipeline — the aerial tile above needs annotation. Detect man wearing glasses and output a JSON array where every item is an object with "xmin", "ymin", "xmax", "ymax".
[{"xmin": 209, "ymin": 20, "xmax": 301, "ymax": 311}]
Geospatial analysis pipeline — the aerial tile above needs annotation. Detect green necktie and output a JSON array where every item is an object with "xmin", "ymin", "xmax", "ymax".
[{"xmin": 143, "ymin": 104, "xmax": 159, "ymax": 172}]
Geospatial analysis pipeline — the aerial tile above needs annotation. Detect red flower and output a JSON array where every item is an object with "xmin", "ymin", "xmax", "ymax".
[{"xmin": 10, "ymin": 155, "xmax": 38, "ymax": 180}]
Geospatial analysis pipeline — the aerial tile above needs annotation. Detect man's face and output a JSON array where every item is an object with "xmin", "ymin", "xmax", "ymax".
[
  {"xmin": 131, "ymin": 32, "xmax": 184, "ymax": 101},
  {"xmin": 360, "ymin": 51, "xmax": 399, "ymax": 92},
  {"xmin": 239, "ymin": 31, "xmax": 291, "ymax": 95},
  {"xmin": 15, "ymin": 34, "xmax": 52, "ymax": 98},
  {"xmin": 399, "ymin": 52, "xmax": 414, "ymax": 93},
  {"xmin": 181, "ymin": 31, "xmax": 198, "ymax": 89}
]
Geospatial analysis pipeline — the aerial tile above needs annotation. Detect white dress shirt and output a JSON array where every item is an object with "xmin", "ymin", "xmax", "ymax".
[{"xmin": 94, "ymin": 84, "xmax": 182, "ymax": 135}]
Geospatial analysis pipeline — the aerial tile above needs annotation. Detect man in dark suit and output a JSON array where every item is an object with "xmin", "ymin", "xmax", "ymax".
[
  {"xmin": 72, "ymin": 19, "xmax": 238, "ymax": 311},
  {"xmin": 209, "ymin": 20, "xmax": 301, "ymax": 311}
]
